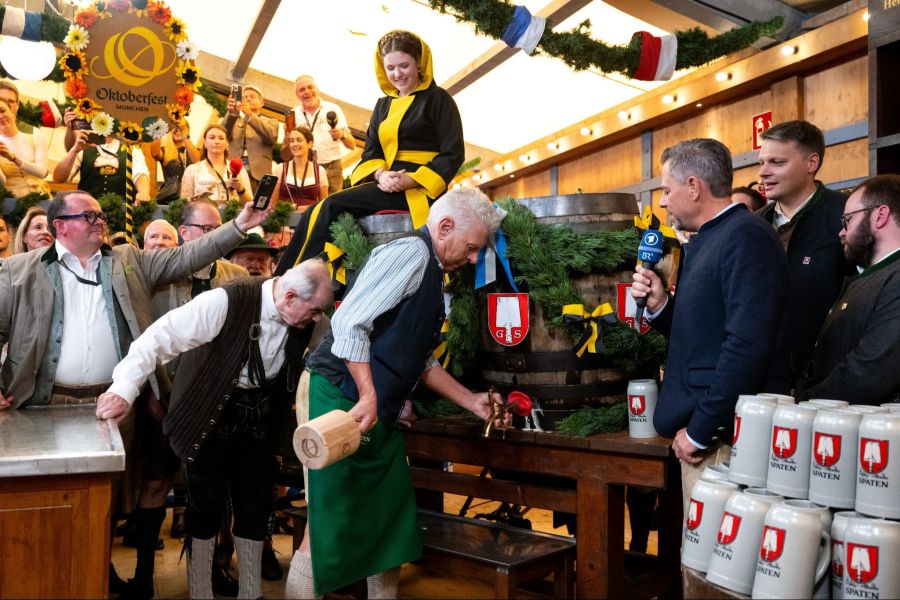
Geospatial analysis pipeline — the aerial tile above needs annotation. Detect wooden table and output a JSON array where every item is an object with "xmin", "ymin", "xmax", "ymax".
[{"xmin": 403, "ymin": 417, "xmax": 682, "ymax": 599}]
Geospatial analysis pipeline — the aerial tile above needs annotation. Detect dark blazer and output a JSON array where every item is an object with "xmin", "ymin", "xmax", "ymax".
[
  {"xmin": 757, "ymin": 183, "xmax": 853, "ymax": 386},
  {"xmin": 797, "ymin": 251, "xmax": 900, "ymax": 404},
  {"xmin": 652, "ymin": 204, "xmax": 789, "ymax": 445}
]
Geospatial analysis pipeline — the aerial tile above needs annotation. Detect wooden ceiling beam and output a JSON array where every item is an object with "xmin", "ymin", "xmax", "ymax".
[
  {"xmin": 229, "ymin": 0, "xmax": 282, "ymax": 82},
  {"xmin": 441, "ymin": 0, "xmax": 592, "ymax": 96}
]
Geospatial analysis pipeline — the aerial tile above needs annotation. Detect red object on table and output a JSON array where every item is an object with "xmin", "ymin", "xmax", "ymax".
[{"xmin": 506, "ymin": 391, "xmax": 533, "ymax": 417}]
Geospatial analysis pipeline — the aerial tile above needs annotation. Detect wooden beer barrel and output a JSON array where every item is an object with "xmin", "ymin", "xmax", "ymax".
[
  {"xmin": 357, "ymin": 212, "xmax": 414, "ymax": 245},
  {"xmin": 479, "ymin": 193, "xmax": 647, "ymax": 431}
]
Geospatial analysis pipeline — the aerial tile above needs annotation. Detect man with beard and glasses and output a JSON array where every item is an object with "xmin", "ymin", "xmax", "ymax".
[{"xmin": 797, "ymin": 174, "xmax": 900, "ymax": 405}]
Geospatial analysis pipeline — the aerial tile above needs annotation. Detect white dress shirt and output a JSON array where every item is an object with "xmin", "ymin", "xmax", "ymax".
[
  {"xmin": 54, "ymin": 241, "xmax": 119, "ymax": 385},
  {"xmin": 108, "ymin": 279, "xmax": 288, "ymax": 404}
]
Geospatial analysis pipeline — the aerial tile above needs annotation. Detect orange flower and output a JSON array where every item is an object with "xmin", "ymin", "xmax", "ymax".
[
  {"xmin": 65, "ymin": 78, "xmax": 88, "ymax": 99},
  {"xmin": 75, "ymin": 7, "xmax": 98, "ymax": 28},
  {"xmin": 175, "ymin": 86, "xmax": 194, "ymax": 108},
  {"xmin": 147, "ymin": 1, "xmax": 171, "ymax": 24}
]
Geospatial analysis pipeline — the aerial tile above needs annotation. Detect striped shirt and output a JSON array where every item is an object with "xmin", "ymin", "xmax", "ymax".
[{"xmin": 331, "ymin": 235, "xmax": 442, "ymax": 369}]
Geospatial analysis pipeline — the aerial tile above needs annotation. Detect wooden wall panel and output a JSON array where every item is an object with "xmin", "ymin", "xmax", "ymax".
[
  {"xmin": 817, "ymin": 139, "xmax": 868, "ymax": 186},
  {"xmin": 489, "ymin": 169, "xmax": 551, "ymax": 200},
  {"xmin": 733, "ymin": 165, "xmax": 761, "ymax": 189},
  {"xmin": 557, "ymin": 137, "xmax": 642, "ymax": 194},
  {"xmin": 652, "ymin": 91, "xmax": 774, "ymax": 176},
  {"xmin": 803, "ymin": 55, "xmax": 868, "ymax": 131}
]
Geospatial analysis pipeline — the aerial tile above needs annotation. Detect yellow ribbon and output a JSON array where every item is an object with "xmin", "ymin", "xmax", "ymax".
[
  {"xmin": 323, "ymin": 242, "xmax": 346, "ymax": 285},
  {"xmin": 562, "ymin": 303, "xmax": 616, "ymax": 357},
  {"xmin": 634, "ymin": 205, "xmax": 679, "ymax": 242},
  {"xmin": 431, "ymin": 318, "xmax": 451, "ymax": 369}
]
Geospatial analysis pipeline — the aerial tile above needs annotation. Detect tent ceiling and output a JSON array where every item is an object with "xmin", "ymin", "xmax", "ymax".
[{"xmin": 67, "ymin": 0, "xmax": 854, "ymax": 156}]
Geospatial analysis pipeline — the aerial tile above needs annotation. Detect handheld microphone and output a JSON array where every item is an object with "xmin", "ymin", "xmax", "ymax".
[
  {"xmin": 229, "ymin": 158, "xmax": 243, "ymax": 178},
  {"xmin": 326, "ymin": 111, "xmax": 338, "ymax": 129},
  {"xmin": 634, "ymin": 228, "xmax": 664, "ymax": 330}
]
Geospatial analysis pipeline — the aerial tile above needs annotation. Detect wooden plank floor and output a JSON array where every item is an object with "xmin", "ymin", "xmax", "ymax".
[{"xmin": 111, "ymin": 467, "xmax": 658, "ymax": 598}]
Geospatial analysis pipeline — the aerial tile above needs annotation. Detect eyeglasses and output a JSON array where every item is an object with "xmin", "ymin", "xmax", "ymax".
[
  {"xmin": 54, "ymin": 211, "xmax": 108, "ymax": 225},
  {"xmin": 840, "ymin": 205, "xmax": 881, "ymax": 230},
  {"xmin": 183, "ymin": 223, "xmax": 217, "ymax": 234}
]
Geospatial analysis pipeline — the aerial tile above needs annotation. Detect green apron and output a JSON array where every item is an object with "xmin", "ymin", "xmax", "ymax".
[{"xmin": 308, "ymin": 372, "xmax": 422, "ymax": 595}]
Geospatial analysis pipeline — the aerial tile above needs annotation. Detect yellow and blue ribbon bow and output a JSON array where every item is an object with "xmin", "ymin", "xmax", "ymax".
[
  {"xmin": 431, "ymin": 318, "xmax": 451, "ymax": 369},
  {"xmin": 322, "ymin": 242, "xmax": 346, "ymax": 285},
  {"xmin": 562, "ymin": 303, "xmax": 618, "ymax": 357}
]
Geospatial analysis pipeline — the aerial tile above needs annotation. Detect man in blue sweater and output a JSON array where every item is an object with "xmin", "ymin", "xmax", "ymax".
[{"xmin": 632, "ymin": 138, "xmax": 789, "ymax": 499}]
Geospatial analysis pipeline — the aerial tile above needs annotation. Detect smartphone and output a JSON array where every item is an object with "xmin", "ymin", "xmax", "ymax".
[
  {"xmin": 231, "ymin": 84, "xmax": 243, "ymax": 102},
  {"xmin": 73, "ymin": 118, "xmax": 106, "ymax": 145},
  {"xmin": 252, "ymin": 174, "xmax": 278, "ymax": 210}
]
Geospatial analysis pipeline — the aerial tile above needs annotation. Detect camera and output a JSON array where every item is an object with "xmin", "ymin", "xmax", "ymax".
[
  {"xmin": 73, "ymin": 118, "xmax": 106, "ymax": 145},
  {"xmin": 231, "ymin": 84, "xmax": 243, "ymax": 103}
]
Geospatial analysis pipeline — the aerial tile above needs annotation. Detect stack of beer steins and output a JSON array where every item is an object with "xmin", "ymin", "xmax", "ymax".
[{"xmin": 680, "ymin": 394, "xmax": 900, "ymax": 599}]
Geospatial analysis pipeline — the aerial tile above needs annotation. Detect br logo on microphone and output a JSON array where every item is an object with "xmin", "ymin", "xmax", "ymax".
[
  {"xmin": 772, "ymin": 426, "xmax": 798, "ymax": 459},
  {"xmin": 846, "ymin": 543, "xmax": 879, "ymax": 584},
  {"xmin": 760, "ymin": 526, "xmax": 786, "ymax": 562},
  {"xmin": 814, "ymin": 432, "xmax": 842, "ymax": 467},
  {"xmin": 717, "ymin": 512, "xmax": 741, "ymax": 545},
  {"xmin": 733, "ymin": 415, "xmax": 741, "ymax": 445},
  {"xmin": 629, "ymin": 394, "xmax": 646, "ymax": 416},
  {"xmin": 860, "ymin": 438, "xmax": 889, "ymax": 474},
  {"xmin": 686, "ymin": 499, "xmax": 703, "ymax": 530}
]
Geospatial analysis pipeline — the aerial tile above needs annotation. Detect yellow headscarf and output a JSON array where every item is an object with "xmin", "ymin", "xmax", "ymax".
[{"xmin": 374, "ymin": 31, "xmax": 434, "ymax": 97}]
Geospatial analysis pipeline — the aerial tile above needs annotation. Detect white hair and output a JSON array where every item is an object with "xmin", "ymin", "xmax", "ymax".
[
  {"xmin": 279, "ymin": 258, "xmax": 331, "ymax": 302},
  {"xmin": 427, "ymin": 187, "xmax": 501, "ymax": 236}
]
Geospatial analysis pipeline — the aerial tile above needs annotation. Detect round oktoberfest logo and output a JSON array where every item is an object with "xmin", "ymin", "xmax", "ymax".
[{"xmin": 62, "ymin": 0, "xmax": 199, "ymax": 144}]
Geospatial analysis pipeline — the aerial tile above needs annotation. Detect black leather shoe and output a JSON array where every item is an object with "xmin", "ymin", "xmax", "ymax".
[
  {"xmin": 211, "ymin": 563, "xmax": 239, "ymax": 597},
  {"xmin": 261, "ymin": 542, "xmax": 283, "ymax": 581}
]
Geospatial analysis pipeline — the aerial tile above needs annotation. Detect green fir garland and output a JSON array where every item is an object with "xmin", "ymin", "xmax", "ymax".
[
  {"xmin": 262, "ymin": 200, "xmax": 295, "ymax": 234},
  {"xmin": 328, "ymin": 201, "xmax": 667, "ymax": 376},
  {"xmin": 162, "ymin": 197, "xmax": 188, "ymax": 226},
  {"xmin": 428, "ymin": 0, "xmax": 783, "ymax": 78},
  {"xmin": 197, "ymin": 80, "xmax": 228, "ymax": 117},
  {"xmin": 97, "ymin": 193, "xmax": 156, "ymax": 237},
  {"xmin": 557, "ymin": 403, "xmax": 628, "ymax": 437}
]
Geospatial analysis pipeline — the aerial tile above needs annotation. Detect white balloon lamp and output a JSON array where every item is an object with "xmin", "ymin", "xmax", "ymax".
[{"xmin": 0, "ymin": 37, "xmax": 57, "ymax": 81}]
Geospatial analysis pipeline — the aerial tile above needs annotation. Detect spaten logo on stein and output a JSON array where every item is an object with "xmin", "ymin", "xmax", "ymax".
[
  {"xmin": 846, "ymin": 543, "xmax": 879, "ymax": 584},
  {"xmin": 772, "ymin": 426, "xmax": 798, "ymax": 459},
  {"xmin": 860, "ymin": 438, "xmax": 889, "ymax": 474},
  {"xmin": 759, "ymin": 526, "xmax": 786, "ymax": 562},
  {"xmin": 832, "ymin": 539, "xmax": 844, "ymax": 577},
  {"xmin": 686, "ymin": 499, "xmax": 703, "ymax": 530},
  {"xmin": 717, "ymin": 512, "xmax": 741, "ymax": 545},
  {"xmin": 814, "ymin": 432, "xmax": 842, "ymax": 467},
  {"xmin": 733, "ymin": 415, "xmax": 741, "ymax": 445},
  {"xmin": 629, "ymin": 394, "xmax": 646, "ymax": 416}
]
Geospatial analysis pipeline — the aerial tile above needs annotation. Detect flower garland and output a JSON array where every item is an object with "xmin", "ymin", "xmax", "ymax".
[
  {"xmin": 428, "ymin": 0, "xmax": 783, "ymax": 80},
  {"xmin": 60, "ymin": 0, "xmax": 199, "ymax": 145}
]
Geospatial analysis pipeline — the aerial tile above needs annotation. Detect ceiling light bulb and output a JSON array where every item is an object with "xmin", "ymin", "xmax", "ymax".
[
  {"xmin": 473, "ymin": 173, "xmax": 481, "ymax": 182},
  {"xmin": 863, "ymin": 11, "xmax": 870, "ymax": 21},
  {"xmin": 662, "ymin": 94, "xmax": 674, "ymax": 104},
  {"xmin": 494, "ymin": 163, "xmax": 503, "ymax": 172},
  {"xmin": 580, "ymin": 126, "xmax": 591, "ymax": 136},
  {"xmin": 618, "ymin": 110, "xmax": 629, "ymax": 120},
  {"xmin": 547, "ymin": 141, "xmax": 559, "ymax": 151},
  {"xmin": 519, "ymin": 154, "xmax": 529, "ymax": 163},
  {"xmin": 696, "ymin": 102, "xmax": 703, "ymax": 108},
  {"xmin": 715, "ymin": 72, "xmax": 731, "ymax": 82},
  {"xmin": 781, "ymin": 45, "xmax": 798, "ymax": 56}
]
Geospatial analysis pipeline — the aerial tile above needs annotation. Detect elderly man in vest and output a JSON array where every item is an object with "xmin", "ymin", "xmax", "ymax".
[
  {"xmin": 97, "ymin": 259, "xmax": 333, "ymax": 600},
  {"xmin": 285, "ymin": 187, "xmax": 508, "ymax": 599}
]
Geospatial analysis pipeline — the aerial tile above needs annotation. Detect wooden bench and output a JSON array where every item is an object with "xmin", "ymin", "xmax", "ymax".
[
  {"xmin": 418, "ymin": 509, "xmax": 576, "ymax": 599},
  {"xmin": 284, "ymin": 505, "xmax": 575, "ymax": 599}
]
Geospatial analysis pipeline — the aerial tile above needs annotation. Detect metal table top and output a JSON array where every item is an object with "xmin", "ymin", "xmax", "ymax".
[{"xmin": 0, "ymin": 405, "xmax": 125, "ymax": 478}]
